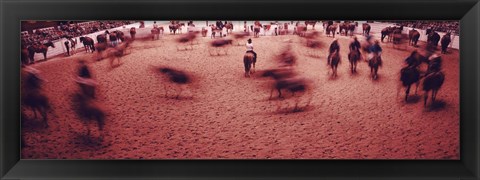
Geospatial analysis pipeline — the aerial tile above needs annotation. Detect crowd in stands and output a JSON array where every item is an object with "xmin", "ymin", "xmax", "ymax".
[
  {"xmin": 385, "ymin": 21, "xmax": 459, "ymax": 35},
  {"xmin": 21, "ymin": 21, "xmax": 136, "ymax": 46}
]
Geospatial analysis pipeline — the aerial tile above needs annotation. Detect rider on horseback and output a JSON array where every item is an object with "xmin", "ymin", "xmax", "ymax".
[
  {"xmin": 368, "ymin": 40, "xmax": 382, "ymax": 61},
  {"xmin": 327, "ymin": 38, "xmax": 340, "ymax": 65},
  {"xmin": 76, "ymin": 60, "xmax": 96, "ymax": 98},
  {"xmin": 349, "ymin": 36, "xmax": 361, "ymax": 54},
  {"xmin": 405, "ymin": 50, "xmax": 421, "ymax": 68},
  {"xmin": 246, "ymin": 39, "xmax": 257, "ymax": 62},
  {"xmin": 426, "ymin": 54, "xmax": 442, "ymax": 75}
]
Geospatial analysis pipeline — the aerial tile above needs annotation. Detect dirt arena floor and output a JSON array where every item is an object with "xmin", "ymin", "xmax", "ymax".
[{"xmin": 21, "ymin": 31, "xmax": 459, "ymax": 159}]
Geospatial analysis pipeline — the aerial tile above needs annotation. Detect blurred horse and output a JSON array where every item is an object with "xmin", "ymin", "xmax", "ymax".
[
  {"xmin": 260, "ymin": 69, "xmax": 311, "ymax": 111},
  {"xmin": 209, "ymin": 39, "xmax": 232, "ymax": 55},
  {"xmin": 422, "ymin": 71, "xmax": 445, "ymax": 107},
  {"xmin": 176, "ymin": 32, "xmax": 199, "ymax": 50},
  {"xmin": 348, "ymin": 47, "xmax": 361, "ymax": 73},
  {"xmin": 71, "ymin": 92, "xmax": 105, "ymax": 137},
  {"xmin": 368, "ymin": 54, "xmax": 382, "ymax": 80},
  {"xmin": 329, "ymin": 50, "xmax": 341, "ymax": 78},
  {"xmin": 400, "ymin": 65, "xmax": 421, "ymax": 101},
  {"xmin": 151, "ymin": 66, "xmax": 194, "ymax": 99},
  {"xmin": 305, "ymin": 21, "xmax": 317, "ymax": 29},
  {"xmin": 22, "ymin": 67, "xmax": 51, "ymax": 128}
]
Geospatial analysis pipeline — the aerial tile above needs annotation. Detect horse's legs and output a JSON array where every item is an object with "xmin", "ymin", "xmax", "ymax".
[
  {"xmin": 293, "ymin": 96, "xmax": 300, "ymax": 112},
  {"xmin": 41, "ymin": 106, "xmax": 48, "ymax": 127},
  {"xmin": 43, "ymin": 52, "xmax": 47, "ymax": 60},
  {"xmin": 415, "ymin": 81, "xmax": 419, "ymax": 94},
  {"xmin": 352, "ymin": 61, "xmax": 356, "ymax": 72},
  {"xmin": 269, "ymin": 88, "xmax": 274, "ymax": 99},
  {"xmin": 32, "ymin": 106, "xmax": 38, "ymax": 119},
  {"xmin": 278, "ymin": 88, "xmax": 283, "ymax": 98},
  {"xmin": 424, "ymin": 91, "xmax": 429, "ymax": 107},
  {"xmin": 176, "ymin": 86, "xmax": 184, "ymax": 99},
  {"xmin": 405, "ymin": 85, "xmax": 411, "ymax": 101},
  {"xmin": 164, "ymin": 84, "xmax": 168, "ymax": 97}
]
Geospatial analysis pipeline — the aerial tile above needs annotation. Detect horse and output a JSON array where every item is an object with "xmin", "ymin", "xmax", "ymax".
[
  {"xmin": 362, "ymin": 23, "xmax": 371, "ymax": 36},
  {"xmin": 253, "ymin": 24, "xmax": 261, "ymax": 38},
  {"xmin": 441, "ymin": 33, "xmax": 451, "ymax": 54},
  {"xmin": 79, "ymin": 37, "xmax": 95, "ymax": 53},
  {"xmin": 348, "ymin": 47, "xmax": 361, "ymax": 73},
  {"xmin": 27, "ymin": 41, "xmax": 55, "ymax": 63},
  {"xmin": 22, "ymin": 68, "xmax": 50, "ymax": 128},
  {"xmin": 201, "ymin": 27, "xmax": 208, "ymax": 37},
  {"xmin": 400, "ymin": 65, "xmax": 421, "ymax": 101},
  {"xmin": 114, "ymin": 30, "xmax": 126, "ymax": 42},
  {"xmin": 232, "ymin": 32, "xmax": 250, "ymax": 45},
  {"xmin": 305, "ymin": 21, "xmax": 317, "ymax": 29},
  {"xmin": 103, "ymin": 39, "xmax": 132, "ymax": 68},
  {"xmin": 169, "ymin": 23, "xmax": 185, "ymax": 35},
  {"xmin": 295, "ymin": 25, "xmax": 307, "ymax": 37},
  {"xmin": 427, "ymin": 31, "xmax": 440, "ymax": 48},
  {"xmin": 326, "ymin": 24, "xmax": 337, "ymax": 38},
  {"xmin": 408, "ymin": 29, "xmax": 420, "ymax": 47},
  {"xmin": 224, "ymin": 22, "xmax": 234, "ymax": 34},
  {"xmin": 69, "ymin": 38, "xmax": 77, "ymax": 54},
  {"xmin": 381, "ymin": 27, "xmax": 393, "ymax": 42},
  {"xmin": 422, "ymin": 71, "xmax": 445, "ymax": 107},
  {"xmin": 151, "ymin": 27, "xmax": 161, "ymax": 40},
  {"xmin": 21, "ymin": 46, "xmax": 30, "ymax": 65},
  {"xmin": 392, "ymin": 28, "xmax": 403, "ymax": 44},
  {"xmin": 339, "ymin": 23, "xmax": 355, "ymax": 36},
  {"xmin": 209, "ymin": 39, "xmax": 232, "ymax": 55},
  {"xmin": 152, "ymin": 66, "xmax": 192, "ymax": 99},
  {"xmin": 329, "ymin": 50, "xmax": 341, "ymax": 78},
  {"xmin": 130, "ymin": 27, "xmax": 136, "ymax": 39},
  {"xmin": 244, "ymin": 52, "xmax": 255, "ymax": 77},
  {"xmin": 368, "ymin": 54, "xmax": 382, "ymax": 80},
  {"xmin": 71, "ymin": 92, "xmax": 105, "ymax": 137},
  {"xmin": 260, "ymin": 69, "xmax": 310, "ymax": 111},
  {"xmin": 210, "ymin": 25, "xmax": 223, "ymax": 38},
  {"xmin": 96, "ymin": 34, "xmax": 107, "ymax": 44},
  {"xmin": 176, "ymin": 32, "xmax": 198, "ymax": 50}
]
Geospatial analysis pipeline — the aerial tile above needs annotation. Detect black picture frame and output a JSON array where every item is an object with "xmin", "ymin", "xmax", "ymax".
[{"xmin": 1, "ymin": 0, "xmax": 479, "ymax": 179}]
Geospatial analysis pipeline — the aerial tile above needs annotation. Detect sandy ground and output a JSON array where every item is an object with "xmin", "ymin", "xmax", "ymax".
[{"xmin": 21, "ymin": 30, "xmax": 459, "ymax": 159}]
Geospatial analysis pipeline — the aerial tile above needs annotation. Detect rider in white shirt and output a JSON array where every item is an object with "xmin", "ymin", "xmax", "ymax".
[{"xmin": 246, "ymin": 39, "xmax": 257, "ymax": 62}]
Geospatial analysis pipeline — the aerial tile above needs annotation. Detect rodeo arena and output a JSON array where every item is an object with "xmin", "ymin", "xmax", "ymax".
[{"xmin": 21, "ymin": 20, "xmax": 459, "ymax": 159}]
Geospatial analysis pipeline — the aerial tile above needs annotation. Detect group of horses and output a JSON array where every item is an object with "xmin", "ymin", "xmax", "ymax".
[
  {"xmin": 400, "ymin": 52, "xmax": 445, "ymax": 107},
  {"xmin": 21, "ymin": 63, "xmax": 106, "ymax": 140},
  {"xmin": 383, "ymin": 26, "xmax": 452, "ymax": 54}
]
